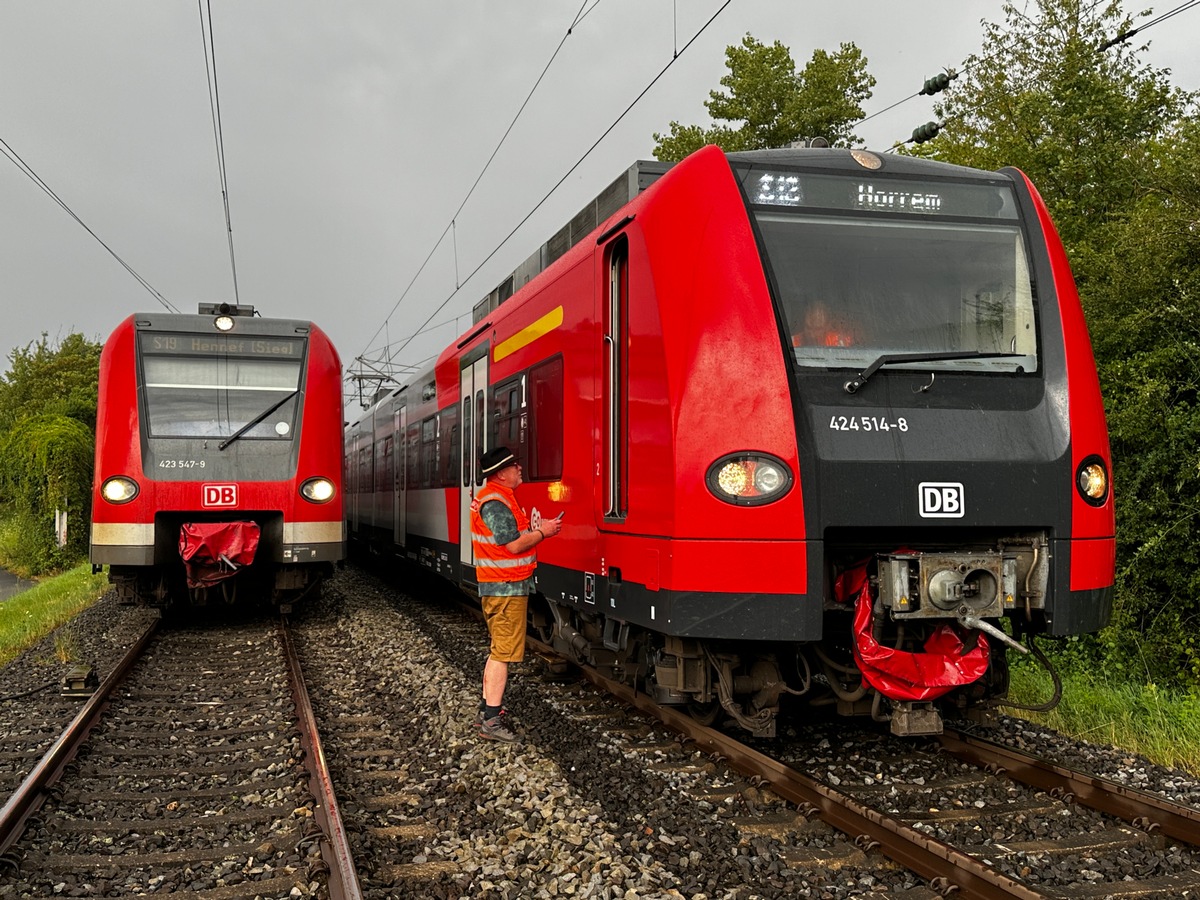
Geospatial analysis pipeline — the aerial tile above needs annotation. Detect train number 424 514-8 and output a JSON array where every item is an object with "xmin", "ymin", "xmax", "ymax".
[{"xmin": 830, "ymin": 415, "xmax": 908, "ymax": 432}]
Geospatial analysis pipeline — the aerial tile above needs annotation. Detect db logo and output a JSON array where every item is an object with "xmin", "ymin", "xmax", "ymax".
[
  {"xmin": 202, "ymin": 484, "xmax": 239, "ymax": 508},
  {"xmin": 919, "ymin": 482, "xmax": 964, "ymax": 518}
]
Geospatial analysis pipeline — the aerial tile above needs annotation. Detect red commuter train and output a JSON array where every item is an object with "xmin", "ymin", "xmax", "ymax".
[
  {"xmin": 346, "ymin": 145, "xmax": 1114, "ymax": 736},
  {"xmin": 91, "ymin": 304, "xmax": 345, "ymax": 609}
]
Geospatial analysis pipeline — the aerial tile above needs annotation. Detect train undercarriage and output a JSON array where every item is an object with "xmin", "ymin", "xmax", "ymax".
[{"xmin": 534, "ymin": 540, "xmax": 1053, "ymax": 738}]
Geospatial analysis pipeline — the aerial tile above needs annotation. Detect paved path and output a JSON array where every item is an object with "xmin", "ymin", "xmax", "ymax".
[{"xmin": 0, "ymin": 567, "xmax": 35, "ymax": 602}]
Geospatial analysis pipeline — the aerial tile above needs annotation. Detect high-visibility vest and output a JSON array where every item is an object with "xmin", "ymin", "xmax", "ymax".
[{"xmin": 471, "ymin": 482, "xmax": 536, "ymax": 584}]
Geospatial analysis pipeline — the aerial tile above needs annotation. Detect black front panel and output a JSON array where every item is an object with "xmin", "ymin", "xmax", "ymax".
[{"xmin": 135, "ymin": 317, "xmax": 309, "ymax": 482}]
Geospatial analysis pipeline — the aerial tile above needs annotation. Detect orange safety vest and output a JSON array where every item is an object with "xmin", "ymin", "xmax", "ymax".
[{"xmin": 470, "ymin": 482, "xmax": 536, "ymax": 584}]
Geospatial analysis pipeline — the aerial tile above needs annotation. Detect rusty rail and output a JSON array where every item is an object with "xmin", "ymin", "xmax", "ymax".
[
  {"xmin": 280, "ymin": 618, "xmax": 363, "ymax": 900},
  {"xmin": 0, "ymin": 614, "xmax": 160, "ymax": 859}
]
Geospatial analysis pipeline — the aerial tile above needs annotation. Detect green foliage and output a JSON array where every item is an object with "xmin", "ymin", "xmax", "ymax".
[
  {"xmin": 1076, "ymin": 117, "xmax": 1200, "ymax": 683},
  {"xmin": 0, "ymin": 415, "xmax": 95, "ymax": 572},
  {"xmin": 0, "ymin": 332, "xmax": 102, "ymax": 433},
  {"xmin": 0, "ymin": 332, "xmax": 101, "ymax": 574},
  {"xmin": 1009, "ymin": 661, "xmax": 1200, "ymax": 774},
  {"xmin": 0, "ymin": 563, "xmax": 110, "ymax": 669},
  {"xmin": 916, "ymin": 0, "xmax": 1192, "ymax": 248},
  {"xmin": 652, "ymin": 35, "xmax": 875, "ymax": 161}
]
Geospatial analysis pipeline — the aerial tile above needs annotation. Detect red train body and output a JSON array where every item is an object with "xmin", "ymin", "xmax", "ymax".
[
  {"xmin": 346, "ymin": 146, "xmax": 1115, "ymax": 735},
  {"xmin": 91, "ymin": 305, "xmax": 345, "ymax": 608}
]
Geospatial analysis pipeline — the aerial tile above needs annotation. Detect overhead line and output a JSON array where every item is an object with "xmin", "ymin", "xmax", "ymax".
[
  {"xmin": 198, "ymin": 0, "xmax": 240, "ymax": 304},
  {"xmin": 0, "ymin": 135, "xmax": 180, "ymax": 313},
  {"xmin": 374, "ymin": 0, "xmax": 736, "ymax": 368},
  {"xmin": 359, "ymin": 1, "xmax": 594, "ymax": 369}
]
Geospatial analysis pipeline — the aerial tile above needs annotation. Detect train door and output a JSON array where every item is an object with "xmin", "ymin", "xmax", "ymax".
[
  {"xmin": 393, "ymin": 399, "xmax": 407, "ymax": 548},
  {"xmin": 459, "ymin": 353, "xmax": 489, "ymax": 580},
  {"xmin": 603, "ymin": 237, "xmax": 629, "ymax": 523},
  {"xmin": 347, "ymin": 423, "xmax": 361, "ymax": 536}
]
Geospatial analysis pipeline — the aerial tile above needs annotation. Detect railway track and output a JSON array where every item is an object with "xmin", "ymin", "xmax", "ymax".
[
  {"xmin": 6, "ymin": 570, "xmax": 1197, "ymax": 898},
  {"xmin": 546, "ymin": 640, "xmax": 1200, "ymax": 898},
  {"xmin": 0, "ymin": 615, "xmax": 361, "ymax": 898}
]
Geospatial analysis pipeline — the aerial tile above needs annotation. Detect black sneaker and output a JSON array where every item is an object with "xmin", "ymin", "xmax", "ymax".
[
  {"xmin": 474, "ymin": 706, "xmax": 510, "ymax": 728},
  {"xmin": 479, "ymin": 715, "xmax": 518, "ymax": 743}
]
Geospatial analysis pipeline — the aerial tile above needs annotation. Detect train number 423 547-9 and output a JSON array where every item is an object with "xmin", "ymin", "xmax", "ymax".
[{"xmin": 829, "ymin": 415, "xmax": 908, "ymax": 433}]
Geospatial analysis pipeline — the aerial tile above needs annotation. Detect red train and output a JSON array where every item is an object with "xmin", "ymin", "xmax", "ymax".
[
  {"xmin": 90, "ymin": 304, "xmax": 345, "ymax": 609},
  {"xmin": 346, "ymin": 145, "xmax": 1114, "ymax": 736}
]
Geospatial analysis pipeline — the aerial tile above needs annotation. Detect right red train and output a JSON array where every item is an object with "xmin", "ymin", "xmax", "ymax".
[{"xmin": 346, "ymin": 144, "xmax": 1115, "ymax": 737}]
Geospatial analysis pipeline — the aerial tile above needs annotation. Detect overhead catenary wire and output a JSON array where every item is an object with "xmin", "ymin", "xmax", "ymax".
[
  {"xmin": 874, "ymin": 0, "xmax": 1199, "ymax": 149},
  {"xmin": 0, "ymin": 134, "xmax": 180, "ymax": 313},
  {"xmin": 198, "ymin": 0, "xmax": 240, "ymax": 305},
  {"xmin": 362, "ymin": 0, "xmax": 735, "ymax": 376},
  {"xmin": 357, "ymin": 0, "xmax": 595, "ymax": 375}
]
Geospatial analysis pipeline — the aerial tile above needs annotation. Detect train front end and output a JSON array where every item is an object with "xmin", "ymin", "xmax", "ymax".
[
  {"xmin": 729, "ymin": 148, "xmax": 1114, "ymax": 733},
  {"xmin": 90, "ymin": 306, "xmax": 345, "ymax": 609}
]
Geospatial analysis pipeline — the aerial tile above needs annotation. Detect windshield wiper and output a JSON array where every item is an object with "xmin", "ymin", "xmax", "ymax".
[
  {"xmin": 843, "ymin": 352, "xmax": 1023, "ymax": 394},
  {"xmin": 218, "ymin": 390, "xmax": 299, "ymax": 451}
]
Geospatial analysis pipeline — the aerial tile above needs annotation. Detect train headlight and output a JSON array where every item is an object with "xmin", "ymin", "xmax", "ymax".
[
  {"xmin": 706, "ymin": 453, "xmax": 793, "ymax": 506},
  {"xmin": 1075, "ymin": 455, "xmax": 1109, "ymax": 506},
  {"xmin": 214, "ymin": 315, "xmax": 235, "ymax": 332},
  {"xmin": 300, "ymin": 477, "xmax": 336, "ymax": 503},
  {"xmin": 101, "ymin": 476, "xmax": 139, "ymax": 504}
]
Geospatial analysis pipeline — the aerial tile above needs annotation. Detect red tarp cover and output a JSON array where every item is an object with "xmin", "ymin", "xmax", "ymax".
[
  {"xmin": 841, "ymin": 560, "xmax": 991, "ymax": 702},
  {"xmin": 178, "ymin": 521, "xmax": 260, "ymax": 588}
]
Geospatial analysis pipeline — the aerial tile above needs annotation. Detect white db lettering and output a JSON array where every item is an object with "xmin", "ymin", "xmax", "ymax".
[
  {"xmin": 202, "ymin": 484, "xmax": 238, "ymax": 507},
  {"xmin": 919, "ymin": 482, "xmax": 964, "ymax": 518}
]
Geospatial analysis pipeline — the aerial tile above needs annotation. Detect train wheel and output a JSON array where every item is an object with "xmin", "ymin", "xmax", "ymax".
[{"xmin": 687, "ymin": 699, "xmax": 721, "ymax": 726}]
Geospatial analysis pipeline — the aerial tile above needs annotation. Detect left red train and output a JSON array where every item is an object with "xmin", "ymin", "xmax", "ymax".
[{"xmin": 90, "ymin": 304, "xmax": 345, "ymax": 609}]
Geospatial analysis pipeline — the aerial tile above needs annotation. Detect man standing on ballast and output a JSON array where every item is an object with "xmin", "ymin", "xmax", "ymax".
[{"xmin": 470, "ymin": 446, "xmax": 562, "ymax": 742}]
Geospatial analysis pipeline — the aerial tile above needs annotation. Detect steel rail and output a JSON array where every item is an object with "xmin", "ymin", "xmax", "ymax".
[
  {"xmin": 939, "ymin": 728, "xmax": 1200, "ymax": 845},
  {"xmin": 0, "ymin": 614, "xmax": 160, "ymax": 860},
  {"xmin": 525, "ymin": 635, "xmax": 1042, "ymax": 900},
  {"xmin": 279, "ymin": 619, "xmax": 363, "ymax": 900}
]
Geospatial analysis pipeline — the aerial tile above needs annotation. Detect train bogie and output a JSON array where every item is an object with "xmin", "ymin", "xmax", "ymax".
[{"xmin": 347, "ymin": 145, "xmax": 1114, "ymax": 737}]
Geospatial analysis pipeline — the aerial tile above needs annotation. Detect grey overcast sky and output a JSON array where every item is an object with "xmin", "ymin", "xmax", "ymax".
[{"xmin": 2, "ymin": 1, "xmax": 1196, "ymax": 407}]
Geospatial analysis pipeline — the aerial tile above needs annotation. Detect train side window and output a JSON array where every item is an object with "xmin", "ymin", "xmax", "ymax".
[
  {"xmin": 380, "ymin": 436, "xmax": 393, "ymax": 491},
  {"xmin": 405, "ymin": 422, "xmax": 420, "ymax": 490},
  {"xmin": 529, "ymin": 355, "xmax": 563, "ymax": 481},
  {"xmin": 421, "ymin": 417, "xmax": 437, "ymax": 488},
  {"xmin": 462, "ymin": 397, "xmax": 471, "ymax": 488},
  {"xmin": 492, "ymin": 378, "xmax": 525, "ymax": 467},
  {"xmin": 440, "ymin": 403, "xmax": 459, "ymax": 488},
  {"xmin": 475, "ymin": 390, "xmax": 485, "ymax": 487}
]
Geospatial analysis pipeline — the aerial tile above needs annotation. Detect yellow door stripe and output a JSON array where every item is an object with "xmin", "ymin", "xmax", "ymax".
[{"xmin": 493, "ymin": 306, "xmax": 564, "ymax": 362}]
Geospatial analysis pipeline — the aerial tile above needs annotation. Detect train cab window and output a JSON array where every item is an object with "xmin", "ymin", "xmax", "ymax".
[
  {"xmin": 138, "ymin": 333, "xmax": 306, "ymax": 438},
  {"xmin": 737, "ymin": 167, "xmax": 1039, "ymax": 376}
]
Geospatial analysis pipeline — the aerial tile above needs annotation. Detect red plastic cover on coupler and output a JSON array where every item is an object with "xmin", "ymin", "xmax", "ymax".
[
  {"xmin": 178, "ymin": 521, "xmax": 260, "ymax": 588},
  {"xmin": 840, "ymin": 561, "xmax": 991, "ymax": 702}
]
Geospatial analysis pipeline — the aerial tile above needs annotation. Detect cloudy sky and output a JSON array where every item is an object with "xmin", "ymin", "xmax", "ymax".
[{"xmin": 2, "ymin": 2, "xmax": 1196, "ymax": 410}]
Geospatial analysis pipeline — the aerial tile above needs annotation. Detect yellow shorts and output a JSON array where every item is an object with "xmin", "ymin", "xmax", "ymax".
[{"xmin": 481, "ymin": 594, "xmax": 528, "ymax": 663}]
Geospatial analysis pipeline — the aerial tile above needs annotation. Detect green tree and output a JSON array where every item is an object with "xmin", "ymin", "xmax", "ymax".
[
  {"xmin": 0, "ymin": 414, "xmax": 95, "ymax": 573},
  {"xmin": 1078, "ymin": 117, "xmax": 1200, "ymax": 682},
  {"xmin": 917, "ymin": 0, "xmax": 1200, "ymax": 684},
  {"xmin": 0, "ymin": 333, "xmax": 103, "ymax": 433},
  {"xmin": 917, "ymin": 0, "xmax": 1190, "ymax": 248},
  {"xmin": 652, "ymin": 35, "xmax": 875, "ymax": 161}
]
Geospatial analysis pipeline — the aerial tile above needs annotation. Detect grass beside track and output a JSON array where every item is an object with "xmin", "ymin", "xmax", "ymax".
[
  {"xmin": 0, "ymin": 563, "xmax": 109, "ymax": 669},
  {"xmin": 1009, "ymin": 664, "xmax": 1200, "ymax": 775},
  {"xmin": 1, "ymin": 566, "xmax": 1196, "ymax": 776}
]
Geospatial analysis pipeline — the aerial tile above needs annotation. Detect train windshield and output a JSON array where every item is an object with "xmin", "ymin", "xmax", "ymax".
[
  {"xmin": 137, "ymin": 333, "xmax": 306, "ymax": 439},
  {"xmin": 738, "ymin": 166, "xmax": 1038, "ymax": 374}
]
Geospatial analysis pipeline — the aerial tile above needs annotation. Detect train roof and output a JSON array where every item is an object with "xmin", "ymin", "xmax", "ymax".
[{"xmin": 726, "ymin": 147, "xmax": 1010, "ymax": 181}]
